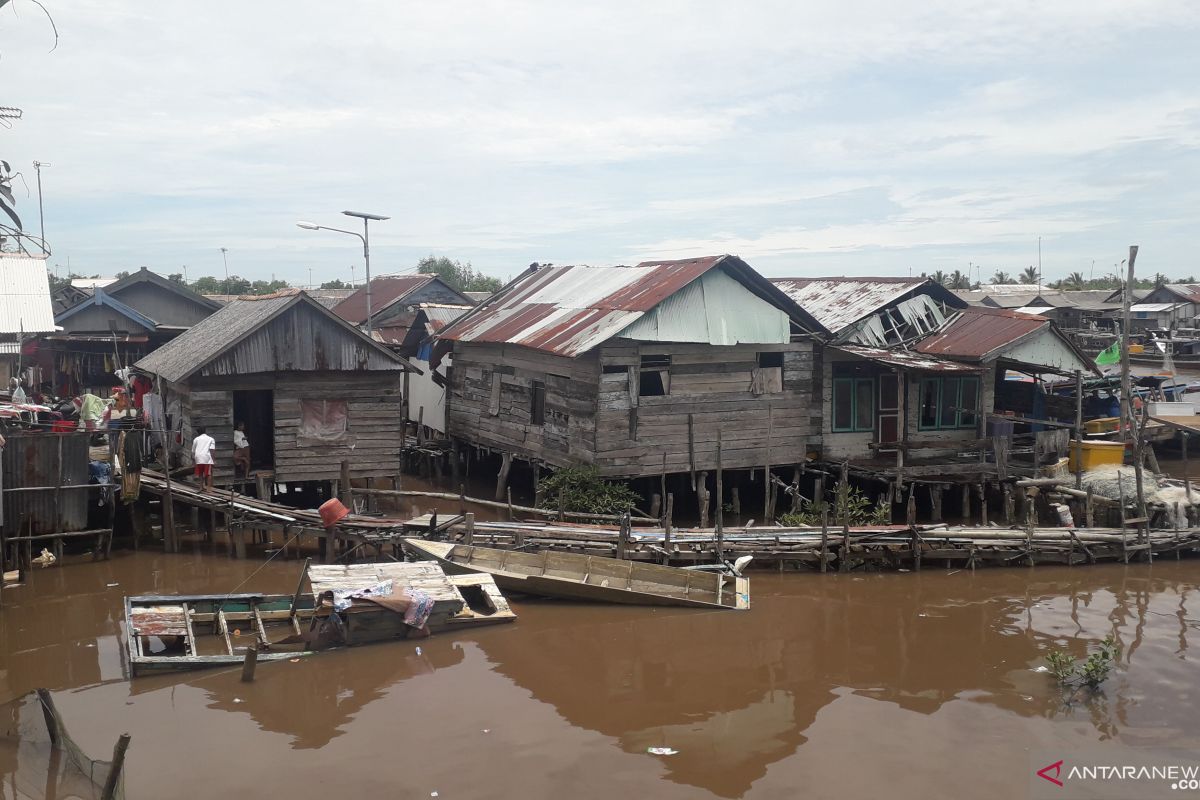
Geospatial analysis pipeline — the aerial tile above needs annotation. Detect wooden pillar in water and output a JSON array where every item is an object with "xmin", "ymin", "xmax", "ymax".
[
  {"xmin": 464, "ymin": 512, "xmax": 475, "ymax": 545},
  {"xmin": 495, "ymin": 452, "xmax": 513, "ymax": 502},
  {"xmin": 930, "ymin": 484, "xmax": 944, "ymax": 523},
  {"xmin": 961, "ymin": 483, "xmax": 970, "ymax": 522},
  {"xmin": 697, "ymin": 471, "xmax": 710, "ymax": 529},
  {"xmin": 1074, "ymin": 369, "xmax": 1084, "ymax": 491},
  {"xmin": 977, "ymin": 483, "xmax": 987, "ymax": 527},
  {"xmin": 100, "ymin": 733, "xmax": 132, "ymax": 800},
  {"xmin": 617, "ymin": 513, "xmax": 630, "ymax": 560},
  {"xmin": 731, "ymin": 487, "xmax": 741, "ymax": 525},
  {"xmin": 762, "ymin": 404, "xmax": 773, "ymax": 523},
  {"xmin": 663, "ymin": 493, "xmax": 674, "ymax": 551},
  {"xmin": 715, "ymin": 429, "xmax": 724, "ymax": 562},
  {"xmin": 819, "ymin": 509, "xmax": 829, "ymax": 573}
]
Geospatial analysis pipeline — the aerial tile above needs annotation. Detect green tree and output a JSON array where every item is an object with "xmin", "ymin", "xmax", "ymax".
[
  {"xmin": 1020, "ymin": 266, "xmax": 1039, "ymax": 284},
  {"xmin": 1061, "ymin": 271, "xmax": 1085, "ymax": 289},
  {"xmin": 417, "ymin": 255, "xmax": 502, "ymax": 293},
  {"xmin": 926, "ymin": 269, "xmax": 948, "ymax": 286},
  {"xmin": 167, "ymin": 273, "xmax": 185, "ymax": 284},
  {"xmin": 320, "ymin": 278, "xmax": 349, "ymax": 289},
  {"xmin": 947, "ymin": 269, "xmax": 972, "ymax": 289},
  {"xmin": 991, "ymin": 270, "xmax": 1013, "ymax": 285}
]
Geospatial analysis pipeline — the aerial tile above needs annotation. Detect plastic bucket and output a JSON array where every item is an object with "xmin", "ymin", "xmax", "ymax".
[{"xmin": 318, "ymin": 498, "xmax": 350, "ymax": 528}]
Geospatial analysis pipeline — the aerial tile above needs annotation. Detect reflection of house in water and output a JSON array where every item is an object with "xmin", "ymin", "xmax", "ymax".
[
  {"xmin": 470, "ymin": 573, "xmax": 1142, "ymax": 798},
  {"xmin": 132, "ymin": 642, "xmax": 466, "ymax": 749}
]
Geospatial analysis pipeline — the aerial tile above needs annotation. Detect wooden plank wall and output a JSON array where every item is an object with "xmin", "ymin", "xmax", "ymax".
[
  {"xmin": 447, "ymin": 342, "xmax": 599, "ymax": 468},
  {"xmin": 593, "ymin": 340, "xmax": 815, "ymax": 477},
  {"xmin": 273, "ymin": 372, "xmax": 405, "ymax": 482}
]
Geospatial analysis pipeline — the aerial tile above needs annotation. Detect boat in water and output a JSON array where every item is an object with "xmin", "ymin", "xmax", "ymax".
[
  {"xmin": 125, "ymin": 561, "xmax": 516, "ymax": 675},
  {"xmin": 403, "ymin": 538, "xmax": 750, "ymax": 610}
]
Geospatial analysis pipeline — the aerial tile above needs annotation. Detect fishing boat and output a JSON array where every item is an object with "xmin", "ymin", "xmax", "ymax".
[
  {"xmin": 403, "ymin": 538, "xmax": 750, "ymax": 610},
  {"xmin": 125, "ymin": 561, "xmax": 516, "ymax": 675}
]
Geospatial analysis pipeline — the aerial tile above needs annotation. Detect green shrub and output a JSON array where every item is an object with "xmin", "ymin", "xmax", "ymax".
[
  {"xmin": 778, "ymin": 486, "xmax": 890, "ymax": 526},
  {"xmin": 1045, "ymin": 635, "xmax": 1120, "ymax": 695},
  {"xmin": 538, "ymin": 466, "xmax": 641, "ymax": 516}
]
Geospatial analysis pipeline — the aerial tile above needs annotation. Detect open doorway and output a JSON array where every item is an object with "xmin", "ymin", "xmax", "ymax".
[{"xmin": 232, "ymin": 389, "xmax": 274, "ymax": 472}]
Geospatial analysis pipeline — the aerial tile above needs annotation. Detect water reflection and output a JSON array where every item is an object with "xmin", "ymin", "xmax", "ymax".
[{"xmin": 2, "ymin": 553, "xmax": 1199, "ymax": 799}]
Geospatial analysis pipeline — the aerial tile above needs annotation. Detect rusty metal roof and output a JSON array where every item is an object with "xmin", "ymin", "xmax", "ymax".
[
  {"xmin": 436, "ymin": 255, "xmax": 825, "ymax": 357},
  {"xmin": 829, "ymin": 344, "xmax": 984, "ymax": 373},
  {"xmin": 331, "ymin": 274, "xmax": 437, "ymax": 324},
  {"xmin": 769, "ymin": 277, "xmax": 955, "ymax": 334},
  {"xmin": 915, "ymin": 307, "xmax": 1054, "ymax": 360}
]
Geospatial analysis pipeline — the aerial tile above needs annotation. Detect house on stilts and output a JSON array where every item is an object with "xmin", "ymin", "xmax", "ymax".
[
  {"xmin": 134, "ymin": 290, "xmax": 420, "ymax": 502},
  {"xmin": 433, "ymin": 255, "xmax": 828, "ymax": 521}
]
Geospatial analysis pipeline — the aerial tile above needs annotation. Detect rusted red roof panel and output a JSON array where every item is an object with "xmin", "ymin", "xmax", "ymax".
[
  {"xmin": 331, "ymin": 274, "xmax": 435, "ymax": 325},
  {"xmin": 915, "ymin": 306, "xmax": 1048, "ymax": 359}
]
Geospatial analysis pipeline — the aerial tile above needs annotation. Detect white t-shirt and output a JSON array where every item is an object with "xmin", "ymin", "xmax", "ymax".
[
  {"xmin": 192, "ymin": 434, "xmax": 216, "ymax": 465},
  {"xmin": 234, "ymin": 431, "xmax": 249, "ymax": 449}
]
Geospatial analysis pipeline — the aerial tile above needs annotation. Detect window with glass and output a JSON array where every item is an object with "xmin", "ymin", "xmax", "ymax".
[
  {"xmin": 918, "ymin": 376, "xmax": 981, "ymax": 430},
  {"xmin": 832, "ymin": 377, "xmax": 875, "ymax": 432}
]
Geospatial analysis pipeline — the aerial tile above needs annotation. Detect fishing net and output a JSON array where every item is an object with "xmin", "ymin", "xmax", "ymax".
[
  {"xmin": 1079, "ymin": 465, "xmax": 1195, "ymax": 527},
  {"xmin": 0, "ymin": 690, "xmax": 125, "ymax": 800}
]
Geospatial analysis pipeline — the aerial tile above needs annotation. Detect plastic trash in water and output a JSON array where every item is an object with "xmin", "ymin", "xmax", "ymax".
[
  {"xmin": 415, "ymin": 646, "xmax": 422, "ymax": 656},
  {"xmin": 647, "ymin": 747, "xmax": 678, "ymax": 756},
  {"xmin": 430, "ymin": 793, "xmax": 439, "ymax": 798},
  {"xmin": 106, "ymin": 582, "xmax": 120, "ymax": 587}
]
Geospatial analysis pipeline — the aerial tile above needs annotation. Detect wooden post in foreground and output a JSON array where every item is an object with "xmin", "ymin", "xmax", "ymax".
[
  {"xmin": 1073, "ymin": 369, "xmax": 1084, "ymax": 491},
  {"xmin": 100, "ymin": 733, "xmax": 131, "ymax": 800},
  {"xmin": 715, "ymin": 429, "xmax": 724, "ymax": 562},
  {"xmin": 241, "ymin": 645, "xmax": 258, "ymax": 682}
]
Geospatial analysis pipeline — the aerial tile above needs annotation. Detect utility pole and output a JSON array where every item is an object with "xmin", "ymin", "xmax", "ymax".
[
  {"xmin": 220, "ymin": 247, "xmax": 229, "ymax": 280},
  {"xmin": 1119, "ymin": 246, "xmax": 1138, "ymax": 445},
  {"xmin": 32, "ymin": 160, "xmax": 50, "ymax": 254}
]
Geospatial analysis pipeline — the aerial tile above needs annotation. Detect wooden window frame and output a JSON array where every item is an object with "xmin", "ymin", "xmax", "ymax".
[
  {"xmin": 832, "ymin": 376, "xmax": 875, "ymax": 433},
  {"xmin": 530, "ymin": 380, "xmax": 546, "ymax": 426},
  {"xmin": 918, "ymin": 375, "xmax": 981, "ymax": 431}
]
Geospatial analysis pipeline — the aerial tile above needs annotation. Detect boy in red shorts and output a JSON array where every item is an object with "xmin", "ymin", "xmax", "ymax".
[{"xmin": 191, "ymin": 425, "xmax": 216, "ymax": 492}]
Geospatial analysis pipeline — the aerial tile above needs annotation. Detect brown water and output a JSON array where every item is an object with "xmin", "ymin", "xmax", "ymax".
[{"xmin": 2, "ymin": 551, "xmax": 1199, "ymax": 799}]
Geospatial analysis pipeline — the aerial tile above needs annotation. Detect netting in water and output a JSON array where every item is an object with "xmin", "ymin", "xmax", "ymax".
[{"xmin": 0, "ymin": 690, "xmax": 125, "ymax": 800}]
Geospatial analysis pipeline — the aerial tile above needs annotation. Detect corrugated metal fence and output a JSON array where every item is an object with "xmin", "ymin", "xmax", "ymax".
[{"xmin": 1, "ymin": 432, "xmax": 91, "ymax": 535}]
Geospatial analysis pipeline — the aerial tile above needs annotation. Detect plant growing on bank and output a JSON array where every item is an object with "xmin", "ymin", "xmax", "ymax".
[
  {"xmin": 538, "ymin": 466, "xmax": 641, "ymax": 516},
  {"xmin": 777, "ymin": 486, "xmax": 890, "ymax": 527},
  {"xmin": 1045, "ymin": 635, "xmax": 1121, "ymax": 700}
]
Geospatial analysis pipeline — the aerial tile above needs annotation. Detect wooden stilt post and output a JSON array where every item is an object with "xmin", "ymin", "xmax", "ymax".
[
  {"xmin": 506, "ymin": 487, "xmax": 514, "ymax": 522},
  {"xmin": 464, "ymin": 512, "xmax": 475, "ymax": 545},
  {"xmin": 716, "ymin": 429, "xmax": 724, "ymax": 562},
  {"xmin": 961, "ymin": 483, "xmax": 970, "ymax": 523},
  {"xmin": 731, "ymin": 486, "xmax": 741, "ymax": 525},
  {"xmin": 241, "ymin": 645, "xmax": 258, "ymax": 682},
  {"xmin": 840, "ymin": 518, "xmax": 850, "ymax": 574},
  {"xmin": 697, "ymin": 471, "xmax": 710, "ymax": 529},
  {"xmin": 36, "ymin": 689, "xmax": 60, "ymax": 747},
  {"xmin": 495, "ymin": 452, "xmax": 513, "ymax": 502},
  {"xmin": 663, "ymin": 493, "xmax": 674, "ymax": 551},
  {"xmin": 931, "ymin": 484, "xmax": 944, "ymax": 523},
  {"xmin": 1074, "ymin": 369, "xmax": 1084, "ymax": 491},
  {"xmin": 977, "ymin": 482, "xmax": 987, "ymax": 526},
  {"xmin": 819, "ymin": 508, "xmax": 829, "ymax": 573},
  {"xmin": 1086, "ymin": 487, "xmax": 1095, "ymax": 529},
  {"xmin": 1184, "ymin": 433, "xmax": 1193, "ymax": 506},
  {"xmin": 100, "ymin": 733, "xmax": 131, "ymax": 800},
  {"xmin": 617, "ymin": 513, "xmax": 630, "ymax": 560},
  {"xmin": 762, "ymin": 404, "xmax": 773, "ymax": 523}
]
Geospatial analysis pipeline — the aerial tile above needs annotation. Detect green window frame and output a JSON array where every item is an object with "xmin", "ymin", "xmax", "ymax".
[
  {"xmin": 918, "ymin": 376, "xmax": 981, "ymax": 431},
  {"xmin": 832, "ymin": 377, "xmax": 875, "ymax": 432}
]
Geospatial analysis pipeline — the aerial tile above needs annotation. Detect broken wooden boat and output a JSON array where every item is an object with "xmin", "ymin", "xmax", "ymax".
[
  {"xmin": 403, "ymin": 539, "xmax": 750, "ymax": 610},
  {"xmin": 126, "ymin": 561, "xmax": 516, "ymax": 675}
]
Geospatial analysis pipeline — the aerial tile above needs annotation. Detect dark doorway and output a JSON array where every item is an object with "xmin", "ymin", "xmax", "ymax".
[{"xmin": 232, "ymin": 389, "xmax": 274, "ymax": 471}]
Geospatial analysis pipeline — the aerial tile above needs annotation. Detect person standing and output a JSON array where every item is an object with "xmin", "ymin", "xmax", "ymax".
[
  {"xmin": 192, "ymin": 425, "xmax": 216, "ymax": 492},
  {"xmin": 233, "ymin": 421, "xmax": 251, "ymax": 478}
]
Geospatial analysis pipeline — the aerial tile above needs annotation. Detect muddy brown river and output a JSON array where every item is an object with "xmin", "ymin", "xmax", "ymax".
[{"xmin": 1, "ymin": 548, "xmax": 1198, "ymax": 799}]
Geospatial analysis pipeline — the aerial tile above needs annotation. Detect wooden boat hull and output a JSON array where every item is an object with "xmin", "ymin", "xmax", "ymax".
[
  {"xmin": 404, "ymin": 538, "xmax": 749, "ymax": 610},
  {"xmin": 126, "ymin": 570, "xmax": 517, "ymax": 675}
]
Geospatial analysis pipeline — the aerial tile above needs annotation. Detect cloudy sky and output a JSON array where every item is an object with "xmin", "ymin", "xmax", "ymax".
[{"xmin": 2, "ymin": 0, "xmax": 1199, "ymax": 286}]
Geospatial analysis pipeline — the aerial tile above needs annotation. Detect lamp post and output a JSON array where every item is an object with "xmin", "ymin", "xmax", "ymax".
[
  {"xmin": 297, "ymin": 210, "xmax": 389, "ymax": 336},
  {"xmin": 220, "ymin": 247, "xmax": 230, "ymax": 280}
]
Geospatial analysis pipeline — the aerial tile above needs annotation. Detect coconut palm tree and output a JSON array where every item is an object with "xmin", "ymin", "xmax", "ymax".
[
  {"xmin": 947, "ymin": 269, "xmax": 972, "ymax": 289},
  {"xmin": 1062, "ymin": 271, "xmax": 1085, "ymax": 290},
  {"xmin": 1019, "ymin": 266, "xmax": 1039, "ymax": 284},
  {"xmin": 991, "ymin": 270, "xmax": 1013, "ymax": 285},
  {"xmin": 926, "ymin": 269, "xmax": 948, "ymax": 286}
]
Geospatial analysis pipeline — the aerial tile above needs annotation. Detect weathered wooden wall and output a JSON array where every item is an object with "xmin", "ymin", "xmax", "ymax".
[
  {"xmin": 111, "ymin": 282, "xmax": 214, "ymax": 328},
  {"xmin": 446, "ymin": 342, "xmax": 598, "ymax": 468},
  {"xmin": 593, "ymin": 340, "xmax": 816, "ymax": 477},
  {"xmin": 178, "ymin": 371, "xmax": 405, "ymax": 484},
  {"xmin": 819, "ymin": 356, "xmax": 996, "ymax": 462}
]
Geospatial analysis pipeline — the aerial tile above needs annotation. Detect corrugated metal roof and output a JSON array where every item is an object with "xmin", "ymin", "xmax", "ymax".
[
  {"xmin": 1162, "ymin": 284, "xmax": 1200, "ymax": 304},
  {"xmin": 769, "ymin": 277, "xmax": 935, "ymax": 334},
  {"xmin": 0, "ymin": 254, "xmax": 56, "ymax": 334},
  {"xmin": 135, "ymin": 290, "xmax": 416, "ymax": 383},
  {"xmin": 419, "ymin": 303, "xmax": 472, "ymax": 334},
  {"xmin": 829, "ymin": 344, "xmax": 984, "ymax": 373},
  {"xmin": 331, "ymin": 274, "xmax": 436, "ymax": 324},
  {"xmin": 437, "ymin": 255, "xmax": 824, "ymax": 357},
  {"xmin": 103, "ymin": 267, "xmax": 222, "ymax": 311},
  {"xmin": 1131, "ymin": 303, "xmax": 1184, "ymax": 312},
  {"xmin": 1012, "ymin": 306, "xmax": 1054, "ymax": 315},
  {"xmin": 55, "ymin": 288, "xmax": 160, "ymax": 330},
  {"xmin": 915, "ymin": 307, "xmax": 1053, "ymax": 360}
]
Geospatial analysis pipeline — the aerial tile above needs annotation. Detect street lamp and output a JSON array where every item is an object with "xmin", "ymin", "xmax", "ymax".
[
  {"xmin": 296, "ymin": 210, "xmax": 389, "ymax": 336},
  {"xmin": 220, "ymin": 247, "xmax": 230, "ymax": 281}
]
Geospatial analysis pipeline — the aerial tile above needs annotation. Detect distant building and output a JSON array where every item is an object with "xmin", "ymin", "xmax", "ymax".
[{"xmin": 0, "ymin": 253, "xmax": 56, "ymax": 386}]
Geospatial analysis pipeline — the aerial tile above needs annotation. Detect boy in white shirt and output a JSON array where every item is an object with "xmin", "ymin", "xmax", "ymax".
[{"xmin": 192, "ymin": 426, "xmax": 216, "ymax": 492}]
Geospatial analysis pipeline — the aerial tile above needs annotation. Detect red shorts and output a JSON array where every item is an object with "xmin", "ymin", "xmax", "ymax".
[{"xmin": 194, "ymin": 464, "xmax": 212, "ymax": 478}]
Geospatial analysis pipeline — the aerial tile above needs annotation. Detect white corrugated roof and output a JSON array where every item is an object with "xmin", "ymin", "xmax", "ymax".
[
  {"xmin": 769, "ymin": 277, "xmax": 930, "ymax": 334},
  {"xmin": 0, "ymin": 254, "xmax": 56, "ymax": 334},
  {"xmin": 1013, "ymin": 306, "xmax": 1055, "ymax": 315},
  {"xmin": 1131, "ymin": 303, "xmax": 1183, "ymax": 312}
]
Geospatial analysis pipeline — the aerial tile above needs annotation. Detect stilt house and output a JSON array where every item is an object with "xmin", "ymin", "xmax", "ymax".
[
  {"xmin": 135, "ymin": 290, "xmax": 419, "ymax": 487},
  {"xmin": 434, "ymin": 255, "xmax": 827, "ymax": 485}
]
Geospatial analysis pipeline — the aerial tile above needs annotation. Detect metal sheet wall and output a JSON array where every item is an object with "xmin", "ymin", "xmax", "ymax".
[{"xmin": 1, "ymin": 432, "xmax": 91, "ymax": 535}]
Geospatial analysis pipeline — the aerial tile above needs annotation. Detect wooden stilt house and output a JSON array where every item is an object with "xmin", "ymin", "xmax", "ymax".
[
  {"xmin": 433, "ymin": 256, "xmax": 827, "ymax": 494},
  {"xmin": 135, "ymin": 291, "xmax": 420, "ymax": 488}
]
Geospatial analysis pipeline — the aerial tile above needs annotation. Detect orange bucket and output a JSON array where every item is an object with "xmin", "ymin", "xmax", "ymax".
[{"xmin": 318, "ymin": 498, "xmax": 350, "ymax": 528}]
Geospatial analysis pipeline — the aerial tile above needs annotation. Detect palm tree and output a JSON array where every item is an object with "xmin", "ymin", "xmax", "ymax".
[
  {"xmin": 1062, "ymin": 271, "xmax": 1085, "ymax": 290},
  {"xmin": 991, "ymin": 270, "xmax": 1013, "ymax": 285},
  {"xmin": 1019, "ymin": 266, "xmax": 1039, "ymax": 284},
  {"xmin": 948, "ymin": 269, "xmax": 972, "ymax": 289},
  {"xmin": 927, "ymin": 270, "xmax": 948, "ymax": 286}
]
